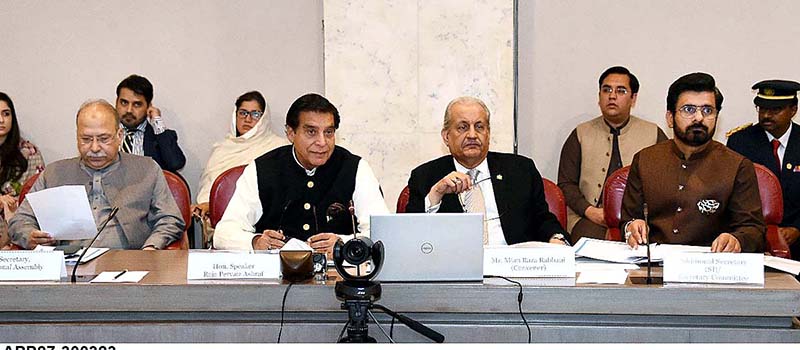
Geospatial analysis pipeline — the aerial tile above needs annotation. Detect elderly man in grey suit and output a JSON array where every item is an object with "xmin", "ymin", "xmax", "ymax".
[{"xmin": 9, "ymin": 99, "xmax": 184, "ymax": 250}]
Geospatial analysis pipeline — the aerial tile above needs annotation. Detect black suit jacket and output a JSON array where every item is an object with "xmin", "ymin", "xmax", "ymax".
[
  {"xmin": 406, "ymin": 152, "xmax": 567, "ymax": 244},
  {"xmin": 143, "ymin": 122, "xmax": 186, "ymax": 172}
]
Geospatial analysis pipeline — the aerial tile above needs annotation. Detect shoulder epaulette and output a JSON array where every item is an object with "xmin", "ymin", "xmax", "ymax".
[{"xmin": 726, "ymin": 122, "xmax": 753, "ymax": 138}]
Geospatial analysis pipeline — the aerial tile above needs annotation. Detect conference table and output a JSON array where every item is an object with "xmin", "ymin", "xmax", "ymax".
[{"xmin": 0, "ymin": 250, "xmax": 798, "ymax": 343}]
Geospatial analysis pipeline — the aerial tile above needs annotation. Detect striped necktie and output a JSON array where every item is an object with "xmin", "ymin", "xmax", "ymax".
[{"xmin": 461, "ymin": 169, "xmax": 488, "ymax": 244}]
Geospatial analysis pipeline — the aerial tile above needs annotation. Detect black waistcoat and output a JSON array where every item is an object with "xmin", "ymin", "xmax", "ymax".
[{"xmin": 253, "ymin": 145, "xmax": 360, "ymax": 240}]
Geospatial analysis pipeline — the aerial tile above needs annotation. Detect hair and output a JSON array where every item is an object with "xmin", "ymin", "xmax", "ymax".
[
  {"xmin": 285, "ymin": 93, "xmax": 340, "ymax": 130},
  {"xmin": 75, "ymin": 99, "xmax": 121, "ymax": 129},
  {"xmin": 0, "ymin": 92, "xmax": 28, "ymax": 185},
  {"xmin": 442, "ymin": 96, "xmax": 491, "ymax": 131},
  {"xmin": 666, "ymin": 72, "xmax": 724, "ymax": 114},
  {"xmin": 235, "ymin": 91, "xmax": 267, "ymax": 111},
  {"xmin": 598, "ymin": 66, "xmax": 640, "ymax": 94},
  {"xmin": 116, "ymin": 74, "xmax": 154, "ymax": 104}
]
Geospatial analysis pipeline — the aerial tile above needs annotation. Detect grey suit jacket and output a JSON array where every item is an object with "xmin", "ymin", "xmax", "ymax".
[{"xmin": 9, "ymin": 153, "xmax": 184, "ymax": 249}]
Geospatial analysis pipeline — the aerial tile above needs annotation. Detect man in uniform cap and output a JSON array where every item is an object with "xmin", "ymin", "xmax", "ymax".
[{"xmin": 727, "ymin": 79, "xmax": 800, "ymax": 259}]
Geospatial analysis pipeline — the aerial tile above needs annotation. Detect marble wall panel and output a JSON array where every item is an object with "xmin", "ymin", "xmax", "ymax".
[{"xmin": 325, "ymin": 0, "xmax": 514, "ymax": 210}]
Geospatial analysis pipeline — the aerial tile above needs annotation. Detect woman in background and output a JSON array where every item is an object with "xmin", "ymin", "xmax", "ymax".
[
  {"xmin": 0, "ymin": 92, "xmax": 45, "ymax": 247},
  {"xmin": 192, "ymin": 91, "xmax": 286, "ymax": 245}
]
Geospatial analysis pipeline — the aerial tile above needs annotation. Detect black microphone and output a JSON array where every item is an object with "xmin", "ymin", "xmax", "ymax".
[
  {"xmin": 373, "ymin": 304, "xmax": 445, "ymax": 343},
  {"xmin": 71, "ymin": 207, "xmax": 119, "ymax": 283},
  {"xmin": 276, "ymin": 199, "xmax": 293, "ymax": 235}
]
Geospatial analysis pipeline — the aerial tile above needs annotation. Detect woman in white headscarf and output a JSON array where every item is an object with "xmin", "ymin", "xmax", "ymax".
[{"xmin": 192, "ymin": 91, "xmax": 287, "ymax": 222}]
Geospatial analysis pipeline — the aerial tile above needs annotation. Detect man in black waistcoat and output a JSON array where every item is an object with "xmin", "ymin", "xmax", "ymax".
[
  {"xmin": 405, "ymin": 96, "xmax": 569, "ymax": 246},
  {"xmin": 727, "ymin": 79, "xmax": 800, "ymax": 259},
  {"xmin": 214, "ymin": 93, "xmax": 388, "ymax": 254}
]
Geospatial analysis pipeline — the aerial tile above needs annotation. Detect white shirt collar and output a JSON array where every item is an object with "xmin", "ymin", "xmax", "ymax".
[
  {"xmin": 765, "ymin": 123, "xmax": 793, "ymax": 146},
  {"xmin": 292, "ymin": 146, "xmax": 317, "ymax": 176},
  {"xmin": 452, "ymin": 156, "xmax": 490, "ymax": 181}
]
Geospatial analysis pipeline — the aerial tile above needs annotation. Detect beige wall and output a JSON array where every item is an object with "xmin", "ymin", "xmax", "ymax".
[
  {"xmin": 4, "ymin": 0, "xmax": 800, "ymax": 211},
  {"xmin": 518, "ymin": 0, "xmax": 800, "ymax": 180},
  {"xmin": 0, "ymin": 0, "xmax": 324, "ymax": 199}
]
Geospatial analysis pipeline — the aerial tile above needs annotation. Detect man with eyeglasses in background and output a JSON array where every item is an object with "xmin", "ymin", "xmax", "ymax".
[
  {"xmin": 621, "ymin": 72, "xmax": 765, "ymax": 253},
  {"xmin": 9, "ymin": 100, "xmax": 184, "ymax": 250},
  {"xmin": 115, "ymin": 74, "xmax": 186, "ymax": 172},
  {"xmin": 558, "ymin": 66, "xmax": 667, "ymax": 244},
  {"xmin": 727, "ymin": 80, "xmax": 800, "ymax": 259},
  {"xmin": 405, "ymin": 96, "xmax": 569, "ymax": 246},
  {"xmin": 214, "ymin": 93, "xmax": 388, "ymax": 255}
]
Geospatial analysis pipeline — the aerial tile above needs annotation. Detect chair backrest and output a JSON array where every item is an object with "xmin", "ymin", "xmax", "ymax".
[
  {"xmin": 162, "ymin": 170, "xmax": 190, "ymax": 250},
  {"xmin": 602, "ymin": 166, "xmax": 630, "ymax": 241},
  {"xmin": 394, "ymin": 179, "xmax": 567, "ymax": 229},
  {"xmin": 209, "ymin": 165, "xmax": 247, "ymax": 228},
  {"xmin": 17, "ymin": 172, "xmax": 41, "ymax": 205},
  {"xmin": 396, "ymin": 186, "xmax": 410, "ymax": 213},
  {"xmin": 753, "ymin": 163, "xmax": 783, "ymax": 225},
  {"xmin": 542, "ymin": 178, "xmax": 567, "ymax": 229}
]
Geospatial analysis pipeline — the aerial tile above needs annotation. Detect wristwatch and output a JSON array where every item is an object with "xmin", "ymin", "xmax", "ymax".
[{"xmin": 551, "ymin": 233, "xmax": 570, "ymax": 246}]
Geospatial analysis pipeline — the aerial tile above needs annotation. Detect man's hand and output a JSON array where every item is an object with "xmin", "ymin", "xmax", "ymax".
[
  {"xmin": 711, "ymin": 233, "xmax": 741, "ymax": 253},
  {"xmin": 778, "ymin": 227, "xmax": 800, "ymax": 246},
  {"xmin": 191, "ymin": 202, "xmax": 210, "ymax": 220},
  {"xmin": 142, "ymin": 246, "xmax": 157, "ymax": 251},
  {"xmin": 253, "ymin": 229, "xmax": 286, "ymax": 250},
  {"xmin": 27, "ymin": 230, "xmax": 54, "ymax": 249},
  {"xmin": 584, "ymin": 206, "xmax": 607, "ymax": 227},
  {"xmin": 625, "ymin": 219, "xmax": 648, "ymax": 249},
  {"xmin": 548, "ymin": 238, "xmax": 567, "ymax": 245},
  {"xmin": 308, "ymin": 232, "xmax": 339, "ymax": 256},
  {"xmin": 0, "ymin": 194, "xmax": 17, "ymax": 213},
  {"xmin": 147, "ymin": 105, "xmax": 161, "ymax": 120},
  {"xmin": 427, "ymin": 171, "xmax": 473, "ymax": 206}
]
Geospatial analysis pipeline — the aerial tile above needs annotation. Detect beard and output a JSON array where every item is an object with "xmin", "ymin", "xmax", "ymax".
[{"xmin": 674, "ymin": 122, "xmax": 714, "ymax": 147}]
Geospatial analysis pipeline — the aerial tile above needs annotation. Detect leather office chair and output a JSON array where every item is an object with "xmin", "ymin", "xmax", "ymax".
[
  {"xmin": 753, "ymin": 163, "xmax": 791, "ymax": 259},
  {"xmin": 208, "ymin": 165, "xmax": 247, "ymax": 228},
  {"xmin": 13, "ymin": 171, "xmax": 189, "ymax": 250},
  {"xmin": 396, "ymin": 186, "xmax": 410, "ymax": 213},
  {"xmin": 542, "ymin": 177, "xmax": 568, "ymax": 229},
  {"xmin": 602, "ymin": 166, "xmax": 630, "ymax": 241},
  {"xmin": 601, "ymin": 164, "xmax": 791, "ymax": 258},
  {"xmin": 163, "ymin": 170, "xmax": 190, "ymax": 250},
  {"xmin": 395, "ymin": 179, "xmax": 568, "ymax": 229}
]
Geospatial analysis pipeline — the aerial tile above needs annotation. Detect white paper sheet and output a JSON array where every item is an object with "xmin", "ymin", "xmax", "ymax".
[
  {"xmin": 25, "ymin": 185, "xmax": 96, "ymax": 240},
  {"xmin": 573, "ymin": 237, "xmax": 711, "ymax": 264},
  {"xmin": 90, "ymin": 270, "xmax": 148, "ymax": 283},
  {"xmin": 765, "ymin": 255, "xmax": 800, "ymax": 275},
  {"xmin": 576, "ymin": 269, "xmax": 629, "ymax": 284},
  {"xmin": 281, "ymin": 238, "xmax": 313, "ymax": 251}
]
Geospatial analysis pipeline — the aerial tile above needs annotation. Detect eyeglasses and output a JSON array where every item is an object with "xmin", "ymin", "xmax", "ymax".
[
  {"xmin": 677, "ymin": 104, "xmax": 716, "ymax": 119},
  {"xmin": 237, "ymin": 109, "xmax": 263, "ymax": 120},
  {"xmin": 600, "ymin": 86, "xmax": 629, "ymax": 96}
]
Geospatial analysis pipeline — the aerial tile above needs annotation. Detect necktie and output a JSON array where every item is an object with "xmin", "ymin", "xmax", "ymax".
[
  {"xmin": 600, "ymin": 126, "xmax": 623, "ymax": 205},
  {"xmin": 121, "ymin": 130, "xmax": 136, "ymax": 154},
  {"xmin": 772, "ymin": 139, "xmax": 782, "ymax": 173},
  {"xmin": 462, "ymin": 169, "xmax": 488, "ymax": 244}
]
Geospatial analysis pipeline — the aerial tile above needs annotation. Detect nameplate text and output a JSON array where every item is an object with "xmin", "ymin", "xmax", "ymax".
[
  {"xmin": 0, "ymin": 251, "xmax": 64, "ymax": 281},
  {"xmin": 484, "ymin": 247, "xmax": 575, "ymax": 277},
  {"xmin": 663, "ymin": 252, "xmax": 764, "ymax": 285},
  {"xmin": 188, "ymin": 251, "xmax": 280, "ymax": 280}
]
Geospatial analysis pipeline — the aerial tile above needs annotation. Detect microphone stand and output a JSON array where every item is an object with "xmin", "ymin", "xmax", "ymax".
[
  {"xmin": 70, "ymin": 207, "xmax": 119, "ymax": 283},
  {"xmin": 643, "ymin": 203, "xmax": 651, "ymax": 285},
  {"xmin": 372, "ymin": 304, "xmax": 444, "ymax": 343}
]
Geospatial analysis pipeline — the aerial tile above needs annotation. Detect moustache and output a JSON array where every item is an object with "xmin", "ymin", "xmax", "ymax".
[
  {"xmin": 688, "ymin": 124, "xmax": 708, "ymax": 132},
  {"xmin": 122, "ymin": 113, "xmax": 135, "ymax": 119},
  {"xmin": 86, "ymin": 151, "xmax": 107, "ymax": 158}
]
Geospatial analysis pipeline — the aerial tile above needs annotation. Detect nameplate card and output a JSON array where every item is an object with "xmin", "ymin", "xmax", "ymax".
[
  {"xmin": 663, "ymin": 252, "xmax": 764, "ymax": 285},
  {"xmin": 187, "ymin": 251, "xmax": 280, "ymax": 280},
  {"xmin": 0, "ymin": 251, "xmax": 64, "ymax": 281},
  {"xmin": 484, "ymin": 247, "xmax": 575, "ymax": 278}
]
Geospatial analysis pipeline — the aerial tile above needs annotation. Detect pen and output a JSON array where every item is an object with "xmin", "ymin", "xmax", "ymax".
[{"xmin": 113, "ymin": 269, "xmax": 128, "ymax": 280}]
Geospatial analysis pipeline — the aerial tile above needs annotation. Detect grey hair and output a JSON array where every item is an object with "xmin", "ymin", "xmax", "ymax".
[
  {"xmin": 442, "ymin": 96, "xmax": 491, "ymax": 131},
  {"xmin": 76, "ymin": 99, "xmax": 120, "ymax": 129}
]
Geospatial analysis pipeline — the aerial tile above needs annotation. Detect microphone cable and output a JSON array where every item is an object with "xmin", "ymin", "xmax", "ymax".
[
  {"xmin": 484, "ymin": 275, "xmax": 531, "ymax": 343},
  {"xmin": 368, "ymin": 310, "xmax": 395, "ymax": 343},
  {"xmin": 336, "ymin": 320, "xmax": 350, "ymax": 342},
  {"xmin": 276, "ymin": 282, "xmax": 294, "ymax": 343}
]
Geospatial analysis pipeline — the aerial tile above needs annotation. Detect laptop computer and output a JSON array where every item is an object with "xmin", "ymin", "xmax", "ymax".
[{"xmin": 370, "ymin": 213, "xmax": 484, "ymax": 282}]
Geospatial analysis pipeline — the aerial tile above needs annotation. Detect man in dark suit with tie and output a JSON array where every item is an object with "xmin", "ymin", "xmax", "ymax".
[
  {"xmin": 406, "ymin": 96, "xmax": 569, "ymax": 245},
  {"xmin": 727, "ymin": 79, "xmax": 800, "ymax": 259},
  {"xmin": 115, "ymin": 74, "xmax": 186, "ymax": 172}
]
